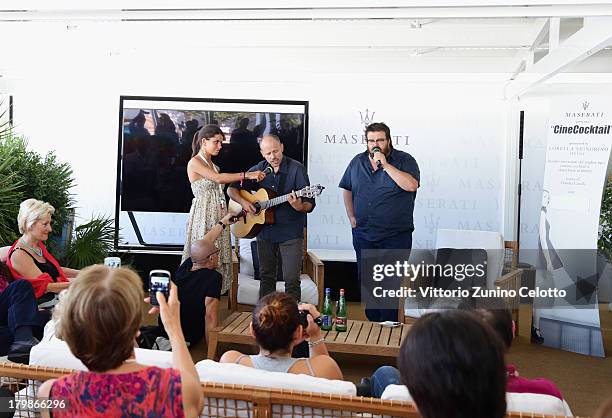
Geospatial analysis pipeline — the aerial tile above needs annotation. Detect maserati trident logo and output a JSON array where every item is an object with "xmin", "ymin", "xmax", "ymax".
[
  {"xmin": 582, "ymin": 101, "xmax": 590, "ymax": 111},
  {"xmin": 359, "ymin": 109, "xmax": 375, "ymax": 128},
  {"xmin": 424, "ymin": 213, "xmax": 441, "ymax": 235}
]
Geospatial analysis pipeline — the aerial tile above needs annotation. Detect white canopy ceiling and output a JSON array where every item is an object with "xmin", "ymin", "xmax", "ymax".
[{"xmin": 0, "ymin": 1, "xmax": 611, "ymax": 95}]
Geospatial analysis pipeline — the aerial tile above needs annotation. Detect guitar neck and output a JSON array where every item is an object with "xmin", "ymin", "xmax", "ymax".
[{"xmin": 260, "ymin": 191, "xmax": 303, "ymax": 210}]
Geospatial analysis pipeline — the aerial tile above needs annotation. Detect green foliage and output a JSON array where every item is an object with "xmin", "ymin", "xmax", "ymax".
[
  {"xmin": 0, "ymin": 134, "xmax": 75, "ymax": 252},
  {"xmin": 0, "ymin": 154, "xmax": 24, "ymax": 244},
  {"xmin": 599, "ymin": 177, "xmax": 612, "ymax": 261},
  {"xmin": 0, "ymin": 109, "xmax": 115, "ymax": 270},
  {"xmin": 62, "ymin": 216, "xmax": 115, "ymax": 269}
]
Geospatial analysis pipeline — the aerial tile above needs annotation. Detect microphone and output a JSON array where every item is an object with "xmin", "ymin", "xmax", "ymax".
[
  {"xmin": 263, "ymin": 165, "xmax": 274, "ymax": 175},
  {"xmin": 371, "ymin": 146, "xmax": 382, "ymax": 169}
]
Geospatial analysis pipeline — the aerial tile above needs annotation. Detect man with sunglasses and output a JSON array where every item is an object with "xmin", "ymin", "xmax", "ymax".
[
  {"xmin": 158, "ymin": 212, "xmax": 239, "ymax": 347},
  {"xmin": 339, "ymin": 122, "xmax": 420, "ymax": 322}
]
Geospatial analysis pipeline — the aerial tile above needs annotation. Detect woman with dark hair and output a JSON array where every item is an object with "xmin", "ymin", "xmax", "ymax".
[
  {"xmin": 398, "ymin": 310, "xmax": 507, "ymax": 418},
  {"xmin": 183, "ymin": 124, "xmax": 265, "ymax": 294},
  {"xmin": 220, "ymin": 292, "xmax": 342, "ymax": 380}
]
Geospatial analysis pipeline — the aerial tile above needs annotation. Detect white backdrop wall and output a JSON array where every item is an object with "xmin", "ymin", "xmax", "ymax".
[
  {"xmin": 10, "ymin": 64, "xmax": 509, "ymax": 251},
  {"xmin": 308, "ymin": 79, "xmax": 506, "ymax": 250}
]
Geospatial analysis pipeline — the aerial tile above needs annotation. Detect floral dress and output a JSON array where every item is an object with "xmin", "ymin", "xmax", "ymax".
[
  {"xmin": 182, "ymin": 157, "xmax": 232, "ymax": 293},
  {"xmin": 49, "ymin": 367, "xmax": 184, "ymax": 417}
]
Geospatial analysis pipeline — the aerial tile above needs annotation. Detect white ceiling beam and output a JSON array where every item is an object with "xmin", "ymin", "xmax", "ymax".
[
  {"xmin": 506, "ymin": 16, "xmax": 612, "ymax": 97},
  {"xmin": 509, "ymin": 18, "xmax": 549, "ymax": 79},
  {"xmin": 3, "ymin": 1, "xmax": 612, "ymax": 10},
  {"xmin": 0, "ymin": 19, "xmax": 542, "ymax": 49},
  {"xmin": 1, "ymin": 5, "xmax": 612, "ymax": 21},
  {"xmin": 549, "ymin": 17, "xmax": 560, "ymax": 49}
]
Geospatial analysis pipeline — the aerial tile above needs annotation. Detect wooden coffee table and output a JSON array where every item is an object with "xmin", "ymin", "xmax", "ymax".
[{"xmin": 207, "ymin": 311, "xmax": 409, "ymax": 360}]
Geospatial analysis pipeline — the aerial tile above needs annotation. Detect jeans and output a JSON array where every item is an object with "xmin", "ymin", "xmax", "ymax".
[
  {"xmin": 371, "ymin": 365, "xmax": 402, "ymax": 398},
  {"xmin": 257, "ymin": 238, "xmax": 303, "ymax": 302},
  {"xmin": 0, "ymin": 280, "xmax": 49, "ymax": 354},
  {"xmin": 352, "ymin": 229, "xmax": 413, "ymax": 321}
]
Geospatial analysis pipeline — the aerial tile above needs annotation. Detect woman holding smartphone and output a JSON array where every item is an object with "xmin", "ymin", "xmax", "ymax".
[
  {"xmin": 183, "ymin": 124, "xmax": 265, "ymax": 294},
  {"xmin": 37, "ymin": 266, "xmax": 203, "ymax": 417}
]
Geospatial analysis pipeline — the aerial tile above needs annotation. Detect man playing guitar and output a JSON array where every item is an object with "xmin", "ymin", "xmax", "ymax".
[{"xmin": 228, "ymin": 134, "xmax": 315, "ymax": 303}]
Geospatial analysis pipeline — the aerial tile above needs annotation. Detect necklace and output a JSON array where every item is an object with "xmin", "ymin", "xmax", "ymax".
[{"xmin": 20, "ymin": 238, "xmax": 43, "ymax": 257}]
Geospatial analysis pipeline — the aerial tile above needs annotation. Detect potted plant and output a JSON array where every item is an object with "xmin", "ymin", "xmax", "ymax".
[{"xmin": 0, "ymin": 113, "xmax": 115, "ymax": 267}]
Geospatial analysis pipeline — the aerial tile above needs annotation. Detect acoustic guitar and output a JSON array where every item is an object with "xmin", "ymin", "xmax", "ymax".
[{"xmin": 228, "ymin": 184, "xmax": 325, "ymax": 238}]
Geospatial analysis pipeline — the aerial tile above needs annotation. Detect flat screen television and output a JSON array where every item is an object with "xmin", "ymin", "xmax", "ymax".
[{"xmin": 116, "ymin": 96, "xmax": 309, "ymax": 251}]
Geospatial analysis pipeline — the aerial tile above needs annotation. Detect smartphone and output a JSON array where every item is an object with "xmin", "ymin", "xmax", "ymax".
[
  {"xmin": 380, "ymin": 321, "xmax": 401, "ymax": 328},
  {"xmin": 149, "ymin": 270, "xmax": 171, "ymax": 307}
]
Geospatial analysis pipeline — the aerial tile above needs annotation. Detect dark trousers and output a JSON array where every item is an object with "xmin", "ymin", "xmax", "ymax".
[
  {"xmin": 0, "ymin": 280, "xmax": 49, "ymax": 355},
  {"xmin": 257, "ymin": 238, "xmax": 303, "ymax": 302},
  {"xmin": 352, "ymin": 229, "xmax": 413, "ymax": 322}
]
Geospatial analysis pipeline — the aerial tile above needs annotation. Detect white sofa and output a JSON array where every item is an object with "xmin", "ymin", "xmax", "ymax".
[
  {"xmin": 28, "ymin": 338, "xmax": 355, "ymax": 396},
  {"xmin": 231, "ymin": 237, "xmax": 323, "ymax": 309},
  {"xmin": 18, "ymin": 331, "xmax": 354, "ymax": 418},
  {"xmin": 381, "ymin": 384, "xmax": 573, "ymax": 417}
]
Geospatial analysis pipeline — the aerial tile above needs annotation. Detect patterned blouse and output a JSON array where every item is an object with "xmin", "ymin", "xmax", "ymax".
[{"xmin": 49, "ymin": 366, "xmax": 184, "ymax": 417}]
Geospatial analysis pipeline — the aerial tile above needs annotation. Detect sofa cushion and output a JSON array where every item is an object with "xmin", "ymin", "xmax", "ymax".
[
  {"xmin": 237, "ymin": 273, "xmax": 318, "ymax": 305},
  {"xmin": 251, "ymin": 241, "xmax": 284, "ymax": 281},
  {"xmin": 195, "ymin": 359, "xmax": 356, "ymax": 396},
  {"xmin": 238, "ymin": 238, "xmax": 256, "ymax": 277},
  {"xmin": 381, "ymin": 384, "xmax": 573, "ymax": 416},
  {"xmin": 30, "ymin": 320, "xmax": 174, "ymax": 370}
]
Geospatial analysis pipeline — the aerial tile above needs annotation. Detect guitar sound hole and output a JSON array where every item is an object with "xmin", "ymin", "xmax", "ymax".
[{"xmin": 253, "ymin": 202, "xmax": 262, "ymax": 215}]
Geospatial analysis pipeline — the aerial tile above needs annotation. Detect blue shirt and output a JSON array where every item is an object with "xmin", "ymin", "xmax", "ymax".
[
  {"xmin": 235, "ymin": 156, "xmax": 315, "ymax": 243},
  {"xmin": 339, "ymin": 149, "xmax": 420, "ymax": 241}
]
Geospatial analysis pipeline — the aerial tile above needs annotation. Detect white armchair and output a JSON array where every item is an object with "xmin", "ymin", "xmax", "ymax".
[
  {"xmin": 401, "ymin": 229, "xmax": 522, "ymax": 333},
  {"xmin": 229, "ymin": 237, "xmax": 324, "ymax": 311}
]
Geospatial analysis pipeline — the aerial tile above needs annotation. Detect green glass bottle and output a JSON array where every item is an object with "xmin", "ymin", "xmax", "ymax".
[
  {"xmin": 321, "ymin": 288, "xmax": 333, "ymax": 331},
  {"xmin": 335, "ymin": 288, "xmax": 347, "ymax": 332}
]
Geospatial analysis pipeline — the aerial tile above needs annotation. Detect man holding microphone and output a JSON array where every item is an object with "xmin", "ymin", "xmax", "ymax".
[{"xmin": 339, "ymin": 122, "xmax": 420, "ymax": 322}]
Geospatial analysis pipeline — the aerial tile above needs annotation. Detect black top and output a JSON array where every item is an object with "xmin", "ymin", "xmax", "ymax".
[
  {"xmin": 10, "ymin": 248, "xmax": 60, "ymax": 281},
  {"xmin": 158, "ymin": 258, "xmax": 222, "ymax": 344}
]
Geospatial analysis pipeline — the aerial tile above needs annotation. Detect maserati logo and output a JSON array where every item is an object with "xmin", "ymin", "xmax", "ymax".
[
  {"xmin": 359, "ymin": 109, "xmax": 375, "ymax": 128},
  {"xmin": 424, "ymin": 213, "xmax": 441, "ymax": 235},
  {"xmin": 582, "ymin": 101, "xmax": 590, "ymax": 111}
]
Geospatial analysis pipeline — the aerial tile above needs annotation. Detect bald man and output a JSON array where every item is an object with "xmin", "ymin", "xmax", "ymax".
[
  {"xmin": 159, "ymin": 212, "xmax": 238, "ymax": 344},
  {"xmin": 228, "ymin": 134, "xmax": 315, "ymax": 303}
]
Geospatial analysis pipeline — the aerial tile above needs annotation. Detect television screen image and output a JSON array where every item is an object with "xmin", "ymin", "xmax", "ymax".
[{"xmin": 116, "ymin": 96, "xmax": 308, "ymax": 250}]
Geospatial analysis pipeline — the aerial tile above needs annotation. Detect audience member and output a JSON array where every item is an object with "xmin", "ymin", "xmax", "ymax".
[
  {"xmin": 220, "ymin": 292, "xmax": 342, "ymax": 380},
  {"xmin": 159, "ymin": 212, "xmax": 239, "ymax": 345},
  {"xmin": 0, "ymin": 261, "xmax": 49, "ymax": 363},
  {"xmin": 472, "ymin": 297, "xmax": 564, "ymax": 399},
  {"xmin": 7, "ymin": 199, "xmax": 79, "ymax": 301},
  {"xmin": 398, "ymin": 310, "xmax": 507, "ymax": 418},
  {"xmin": 37, "ymin": 265, "xmax": 203, "ymax": 417}
]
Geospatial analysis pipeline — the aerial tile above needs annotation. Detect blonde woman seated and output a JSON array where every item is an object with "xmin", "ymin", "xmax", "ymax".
[
  {"xmin": 37, "ymin": 266, "xmax": 203, "ymax": 418},
  {"xmin": 220, "ymin": 292, "xmax": 343, "ymax": 381},
  {"xmin": 7, "ymin": 199, "xmax": 79, "ymax": 301}
]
